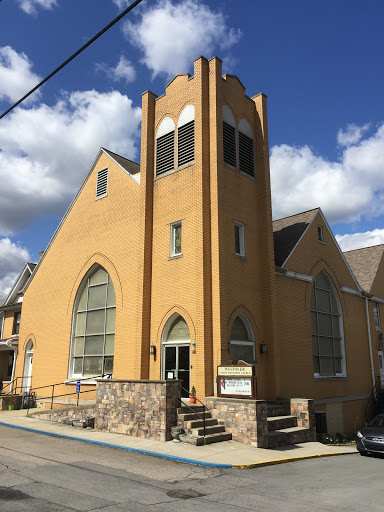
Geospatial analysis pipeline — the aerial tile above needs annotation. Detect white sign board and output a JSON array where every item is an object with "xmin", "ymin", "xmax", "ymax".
[
  {"xmin": 218, "ymin": 366, "xmax": 253, "ymax": 376},
  {"xmin": 218, "ymin": 377, "xmax": 252, "ymax": 396}
]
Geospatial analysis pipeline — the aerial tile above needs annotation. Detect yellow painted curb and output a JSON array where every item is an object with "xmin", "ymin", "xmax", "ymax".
[{"xmin": 233, "ymin": 451, "xmax": 357, "ymax": 469}]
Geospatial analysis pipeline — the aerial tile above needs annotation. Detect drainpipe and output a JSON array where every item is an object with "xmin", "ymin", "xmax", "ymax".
[{"xmin": 365, "ymin": 297, "xmax": 376, "ymax": 388}]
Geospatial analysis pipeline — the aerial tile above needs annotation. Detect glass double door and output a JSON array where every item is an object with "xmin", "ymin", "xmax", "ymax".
[{"xmin": 164, "ymin": 344, "xmax": 190, "ymax": 398}]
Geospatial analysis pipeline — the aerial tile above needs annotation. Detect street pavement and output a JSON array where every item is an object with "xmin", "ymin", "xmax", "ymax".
[{"xmin": 0, "ymin": 424, "xmax": 382, "ymax": 512}]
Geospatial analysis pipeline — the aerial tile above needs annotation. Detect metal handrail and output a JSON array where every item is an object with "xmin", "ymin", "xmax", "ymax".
[
  {"xmin": 0, "ymin": 377, "xmax": 18, "ymax": 395},
  {"xmin": 25, "ymin": 387, "xmax": 97, "ymax": 413},
  {"xmin": 179, "ymin": 386, "xmax": 209, "ymax": 437}
]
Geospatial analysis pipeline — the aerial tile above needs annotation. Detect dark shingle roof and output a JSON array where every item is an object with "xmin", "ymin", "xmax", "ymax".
[
  {"xmin": 344, "ymin": 245, "xmax": 384, "ymax": 292},
  {"xmin": 273, "ymin": 208, "xmax": 319, "ymax": 266},
  {"xmin": 102, "ymin": 148, "xmax": 140, "ymax": 175}
]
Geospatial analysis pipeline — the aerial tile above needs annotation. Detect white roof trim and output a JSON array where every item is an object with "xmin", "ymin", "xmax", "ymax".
[
  {"xmin": 23, "ymin": 148, "xmax": 139, "ymax": 294},
  {"xmin": 3, "ymin": 263, "xmax": 33, "ymax": 306},
  {"xmin": 177, "ymin": 105, "xmax": 194, "ymax": 128},
  {"xmin": 156, "ymin": 117, "xmax": 175, "ymax": 139},
  {"xmin": 238, "ymin": 118, "xmax": 253, "ymax": 139}
]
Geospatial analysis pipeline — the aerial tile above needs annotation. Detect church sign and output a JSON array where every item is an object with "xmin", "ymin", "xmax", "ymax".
[{"xmin": 217, "ymin": 360, "xmax": 256, "ymax": 399}]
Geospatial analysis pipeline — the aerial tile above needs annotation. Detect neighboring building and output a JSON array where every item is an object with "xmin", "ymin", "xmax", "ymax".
[
  {"xmin": 0, "ymin": 263, "xmax": 36, "ymax": 391},
  {"xmin": 11, "ymin": 56, "xmax": 384, "ymax": 436}
]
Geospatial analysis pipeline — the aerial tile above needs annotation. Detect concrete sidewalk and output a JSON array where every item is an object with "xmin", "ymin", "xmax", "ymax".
[{"xmin": 0, "ymin": 409, "xmax": 357, "ymax": 469}]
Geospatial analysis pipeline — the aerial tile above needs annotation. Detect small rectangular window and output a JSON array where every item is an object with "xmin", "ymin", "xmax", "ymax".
[
  {"xmin": 234, "ymin": 222, "xmax": 245, "ymax": 257},
  {"xmin": 13, "ymin": 312, "xmax": 21, "ymax": 335},
  {"xmin": 96, "ymin": 168, "xmax": 108, "ymax": 199},
  {"xmin": 374, "ymin": 302, "xmax": 381, "ymax": 331},
  {"xmin": 318, "ymin": 225, "xmax": 324, "ymax": 242},
  {"xmin": 170, "ymin": 222, "xmax": 182, "ymax": 257}
]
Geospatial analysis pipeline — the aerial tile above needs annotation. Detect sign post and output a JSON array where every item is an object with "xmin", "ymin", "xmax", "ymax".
[
  {"xmin": 76, "ymin": 380, "xmax": 81, "ymax": 405},
  {"xmin": 216, "ymin": 360, "xmax": 257, "ymax": 399}
]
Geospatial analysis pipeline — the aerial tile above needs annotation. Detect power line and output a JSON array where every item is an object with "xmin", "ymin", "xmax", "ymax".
[{"xmin": 0, "ymin": 0, "xmax": 143, "ymax": 120}]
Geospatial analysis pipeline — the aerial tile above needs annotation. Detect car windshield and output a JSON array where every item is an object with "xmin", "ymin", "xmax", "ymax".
[{"xmin": 368, "ymin": 415, "xmax": 384, "ymax": 427}]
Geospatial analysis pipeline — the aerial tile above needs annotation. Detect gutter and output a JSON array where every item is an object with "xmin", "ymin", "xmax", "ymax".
[{"xmin": 365, "ymin": 297, "xmax": 376, "ymax": 388}]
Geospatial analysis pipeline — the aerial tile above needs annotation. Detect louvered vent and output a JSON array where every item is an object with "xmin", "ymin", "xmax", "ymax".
[
  {"xmin": 156, "ymin": 131, "xmax": 175, "ymax": 176},
  {"xmin": 223, "ymin": 121, "xmax": 236, "ymax": 167},
  {"xmin": 178, "ymin": 120, "xmax": 194, "ymax": 167},
  {"xmin": 96, "ymin": 168, "xmax": 108, "ymax": 198},
  {"xmin": 239, "ymin": 132, "xmax": 254, "ymax": 176}
]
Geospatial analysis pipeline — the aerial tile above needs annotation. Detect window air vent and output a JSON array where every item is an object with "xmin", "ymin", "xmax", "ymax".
[
  {"xmin": 96, "ymin": 168, "xmax": 108, "ymax": 198},
  {"xmin": 156, "ymin": 131, "xmax": 175, "ymax": 176},
  {"xmin": 223, "ymin": 121, "xmax": 236, "ymax": 167},
  {"xmin": 177, "ymin": 120, "xmax": 194, "ymax": 167},
  {"xmin": 239, "ymin": 132, "xmax": 254, "ymax": 176}
]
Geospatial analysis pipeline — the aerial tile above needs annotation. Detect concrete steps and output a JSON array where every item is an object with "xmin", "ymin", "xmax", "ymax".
[
  {"xmin": 267, "ymin": 400, "xmax": 312, "ymax": 448},
  {"xmin": 267, "ymin": 415, "xmax": 298, "ymax": 431},
  {"xmin": 177, "ymin": 403, "xmax": 232, "ymax": 446}
]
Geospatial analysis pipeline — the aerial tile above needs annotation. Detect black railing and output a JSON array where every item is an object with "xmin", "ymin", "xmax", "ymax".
[
  {"xmin": 365, "ymin": 376, "xmax": 382, "ymax": 422},
  {"xmin": 178, "ymin": 386, "xmax": 209, "ymax": 437},
  {"xmin": 0, "ymin": 377, "xmax": 19, "ymax": 395}
]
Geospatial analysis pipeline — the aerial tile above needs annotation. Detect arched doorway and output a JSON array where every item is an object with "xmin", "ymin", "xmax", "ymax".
[
  {"xmin": 23, "ymin": 340, "xmax": 34, "ymax": 392},
  {"xmin": 161, "ymin": 314, "xmax": 191, "ymax": 397}
]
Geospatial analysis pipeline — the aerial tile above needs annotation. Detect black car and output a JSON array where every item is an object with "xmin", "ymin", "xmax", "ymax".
[{"xmin": 356, "ymin": 414, "xmax": 384, "ymax": 456}]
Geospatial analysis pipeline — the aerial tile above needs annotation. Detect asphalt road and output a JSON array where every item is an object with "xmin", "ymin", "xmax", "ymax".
[{"xmin": 0, "ymin": 425, "xmax": 382, "ymax": 512}]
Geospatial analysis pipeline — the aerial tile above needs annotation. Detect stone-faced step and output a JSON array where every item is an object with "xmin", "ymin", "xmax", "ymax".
[
  {"xmin": 182, "ymin": 418, "xmax": 218, "ymax": 429},
  {"xmin": 179, "ymin": 434, "xmax": 204, "ymax": 446},
  {"xmin": 191, "ymin": 425, "xmax": 226, "ymax": 436},
  {"xmin": 268, "ymin": 427, "xmax": 311, "ymax": 448},
  {"xmin": 267, "ymin": 415, "xmax": 298, "ymax": 431},
  {"xmin": 177, "ymin": 405, "xmax": 207, "ymax": 415},
  {"xmin": 203, "ymin": 432, "xmax": 232, "ymax": 444},
  {"xmin": 267, "ymin": 401, "xmax": 291, "ymax": 417},
  {"xmin": 177, "ymin": 412, "xmax": 212, "ymax": 422}
]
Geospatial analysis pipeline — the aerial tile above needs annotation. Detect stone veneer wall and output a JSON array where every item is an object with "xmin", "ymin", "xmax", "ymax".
[
  {"xmin": 28, "ymin": 405, "xmax": 95, "ymax": 423},
  {"xmin": 0, "ymin": 394, "xmax": 23, "ymax": 410},
  {"xmin": 205, "ymin": 397, "xmax": 268, "ymax": 448},
  {"xmin": 95, "ymin": 379, "xmax": 181, "ymax": 442},
  {"xmin": 290, "ymin": 398, "xmax": 316, "ymax": 440}
]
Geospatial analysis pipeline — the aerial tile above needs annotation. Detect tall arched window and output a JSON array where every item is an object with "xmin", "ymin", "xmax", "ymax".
[
  {"xmin": 70, "ymin": 267, "xmax": 116, "ymax": 377},
  {"xmin": 311, "ymin": 271, "xmax": 345, "ymax": 377},
  {"xmin": 177, "ymin": 105, "xmax": 195, "ymax": 167},
  {"xmin": 229, "ymin": 314, "xmax": 255, "ymax": 363},
  {"xmin": 223, "ymin": 105, "xmax": 236, "ymax": 167},
  {"xmin": 156, "ymin": 117, "xmax": 175, "ymax": 176},
  {"xmin": 238, "ymin": 118, "xmax": 254, "ymax": 177}
]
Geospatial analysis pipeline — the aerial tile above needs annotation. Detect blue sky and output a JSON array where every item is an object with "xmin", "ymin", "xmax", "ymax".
[{"xmin": 0, "ymin": 0, "xmax": 383, "ymax": 295}]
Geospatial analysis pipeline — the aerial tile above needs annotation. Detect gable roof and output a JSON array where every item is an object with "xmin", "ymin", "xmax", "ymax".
[
  {"xmin": 0, "ymin": 262, "xmax": 36, "ymax": 309},
  {"xmin": 23, "ymin": 148, "xmax": 140, "ymax": 294},
  {"xmin": 273, "ymin": 208, "xmax": 319, "ymax": 266},
  {"xmin": 102, "ymin": 148, "xmax": 140, "ymax": 176},
  {"xmin": 344, "ymin": 244, "xmax": 384, "ymax": 292}
]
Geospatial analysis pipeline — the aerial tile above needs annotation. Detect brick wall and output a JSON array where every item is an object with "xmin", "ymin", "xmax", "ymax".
[{"xmin": 95, "ymin": 379, "xmax": 181, "ymax": 442}]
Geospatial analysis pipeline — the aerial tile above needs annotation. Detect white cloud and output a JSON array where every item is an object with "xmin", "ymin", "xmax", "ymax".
[
  {"xmin": 122, "ymin": 0, "xmax": 241, "ymax": 77},
  {"xmin": 112, "ymin": 0, "xmax": 131, "ymax": 9},
  {"xmin": 0, "ymin": 49, "xmax": 142, "ymax": 237},
  {"xmin": 0, "ymin": 46, "xmax": 41, "ymax": 104},
  {"xmin": 16, "ymin": 0, "xmax": 57, "ymax": 15},
  {"xmin": 96, "ymin": 56, "xmax": 136, "ymax": 84},
  {"xmin": 337, "ymin": 123, "xmax": 370, "ymax": 147},
  {"xmin": 336, "ymin": 229, "xmax": 384, "ymax": 252},
  {"xmin": 270, "ymin": 123, "xmax": 384, "ymax": 224},
  {"xmin": 0, "ymin": 238, "xmax": 30, "ymax": 298}
]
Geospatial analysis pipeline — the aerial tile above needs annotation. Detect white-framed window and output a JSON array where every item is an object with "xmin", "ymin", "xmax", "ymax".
[
  {"xmin": 70, "ymin": 267, "xmax": 116, "ymax": 378},
  {"xmin": 234, "ymin": 222, "xmax": 245, "ymax": 257},
  {"xmin": 170, "ymin": 221, "xmax": 182, "ymax": 257},
  {"xmin": 13, "ymin": 311, "xmax": 21, "ymax": 335},
  {"xmin": 318, "ymin": 225, "xmax": 324, "ymax": 242},
  {"xmin": 229, "ymin": 314, "xmax": 255, "ymax": 363},
  {"xmin": 374, "ymin": 302, "xmax": 381, "ymax": 331},
  {"xmin": 311, "ymin": 271, "xmax": 346, "ymax": 378},
  {"xmin": 96, "ymin": 168, "xmax": 108, "ymax": 199}
]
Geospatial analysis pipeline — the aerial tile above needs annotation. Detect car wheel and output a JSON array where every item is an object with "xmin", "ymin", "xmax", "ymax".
[{"xmin": 358, "ymin": 450, "xmax": 368, "ymax": 456}]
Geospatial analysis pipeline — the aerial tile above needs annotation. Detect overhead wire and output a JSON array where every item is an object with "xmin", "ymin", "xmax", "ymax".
[{"xmin": 0, "ymin": 0, "xmax": 143, "ymax": 119}]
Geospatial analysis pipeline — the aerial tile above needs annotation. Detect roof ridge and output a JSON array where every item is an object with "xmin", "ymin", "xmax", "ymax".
[
  {"xmin": 273, "ymin": 207, "xmax": 320, "ymax": 223},
  {"xmin": 343, "ymin": 243, "xmax": 384, "ymax": 254},
  {"xmin": 102, "ymin": 147, "xmax": 140, "ymax": 167}
]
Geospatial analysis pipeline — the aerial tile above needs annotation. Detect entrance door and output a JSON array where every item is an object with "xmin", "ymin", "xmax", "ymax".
[
  {"xmin": 379, "ymin": 343, "xmax": 384, "ymax": 390},
  {"xmin": 23, "ymin": 341, "xmax": 34, "ymax": 392},
  {"xmin": 164, "ymin": 344, "xmax": 190, "ymax": 397}
]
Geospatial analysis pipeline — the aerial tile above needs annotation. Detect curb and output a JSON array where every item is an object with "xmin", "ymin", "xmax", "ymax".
[
  {"xmin": 232, "ymin": 451, "xmax": 357, "ymax": 469},
  {"xmin": 0, "ymin": 421, "xmax": 232, "ymax": 469}
]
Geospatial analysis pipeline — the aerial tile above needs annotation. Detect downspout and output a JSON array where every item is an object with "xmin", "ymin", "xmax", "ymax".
[
  {"xmin": 365, "ymin": 297, "xmax": 376, "ymax": 388},
  {"xmin": 10, "ymin": 347, "xmax": 17, "ymax": 393}
]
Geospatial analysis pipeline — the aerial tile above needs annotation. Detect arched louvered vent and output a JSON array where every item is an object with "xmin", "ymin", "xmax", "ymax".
[
  {"xmin": 222, "ymin": 105, "xmax": 236, "ymax": 167},
  {"xmin": 156, "ymin": 117, "xmax": 175, "ymax": 176},
  {"xmin": 96, "ymin": 168, "xmax": 108, "ymax": 199},
  {"xmin": 177, "ymin": 105, "xmax": 194, "ymax": 167},
  {"xmin": 238, "ymin": 118, "xmax": 254, "ymax": 177}
]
